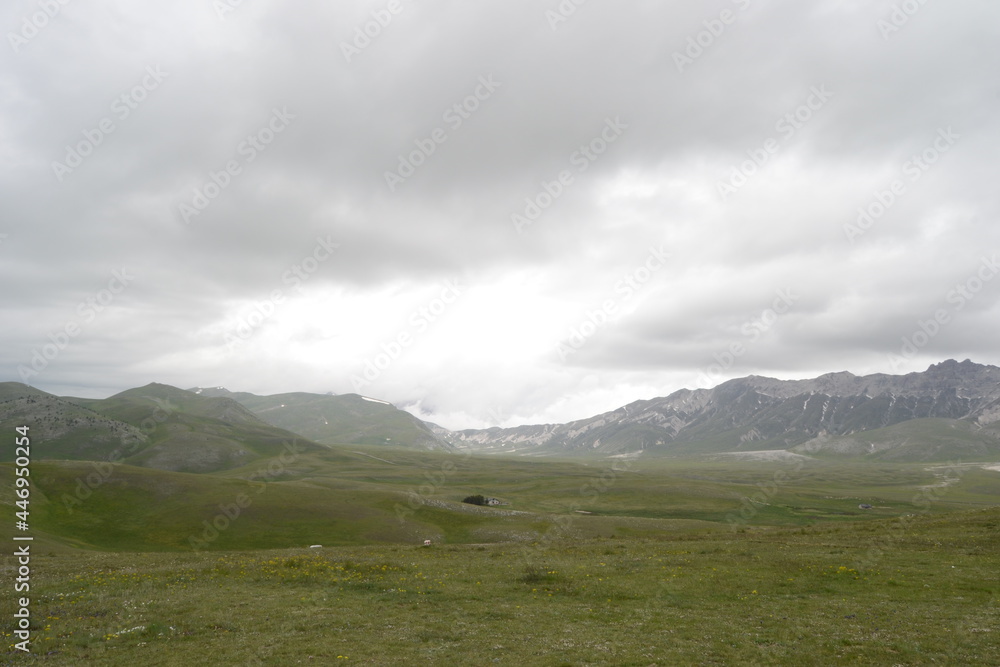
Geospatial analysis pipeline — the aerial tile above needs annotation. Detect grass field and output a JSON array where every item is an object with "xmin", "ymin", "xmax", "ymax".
[
  {"xmin": 8, "ymin": 449, "xmax": 999, "ymax": 552},
  {"xmin": 2, "ymin": 507, "xmax": 998, "ymax": 665},
  {"xmin": 2, "ymin": 446, "xmax": 999, "ymax": 665}
]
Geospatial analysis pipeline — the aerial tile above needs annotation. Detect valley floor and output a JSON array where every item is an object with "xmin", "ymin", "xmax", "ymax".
[{"xmin": 3, "ymin": 508, "xmax": 998, "ymax": 666}]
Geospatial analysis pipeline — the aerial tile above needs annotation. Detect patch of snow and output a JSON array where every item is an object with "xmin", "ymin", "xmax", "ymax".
[
  {"xmin": 713, "ymin": 450, "xmax": 813, "ymax": 462},
  {"xmin": 361, "ymin": 396, "xmax": 391, "ymax": 405},
  {"xmin": 351, "ymin": 451, "xmax": 397, "ymax": 465},
  {"xmin": 608, "ymin": 452, "xmax": 642, "ymax": 459},
  {"xmin": 919, "ymin": 464, "xmax": 978, "ymax": 491}
]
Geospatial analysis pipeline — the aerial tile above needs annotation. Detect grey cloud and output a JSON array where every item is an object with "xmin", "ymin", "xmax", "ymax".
[{"xmin": 2, "ymin": 0, "xmax": 999, "ymax": 426}]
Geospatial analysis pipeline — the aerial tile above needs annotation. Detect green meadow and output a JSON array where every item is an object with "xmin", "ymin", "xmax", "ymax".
[{"xmin": 3, "ymin": 447, "xmax": 999, "ymax": 664}]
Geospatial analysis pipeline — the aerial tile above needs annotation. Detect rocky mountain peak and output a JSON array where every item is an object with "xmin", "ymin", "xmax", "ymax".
[{"xmin": 438, "ymin": 360, "xmax": 1000, "ymax": 458}]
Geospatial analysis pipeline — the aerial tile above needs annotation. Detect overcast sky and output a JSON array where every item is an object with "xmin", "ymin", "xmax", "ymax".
[{"xmin": 2, "ymin": 1, "xmax": 999, "ymax": 430}]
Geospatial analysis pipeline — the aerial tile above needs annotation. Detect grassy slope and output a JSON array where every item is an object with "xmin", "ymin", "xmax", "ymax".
[
  {"xmin": 1, "ymin": 507, "xmax": 998, "ymax": 665},
  {"xmin": 10, "ymin": 384, "xmax": 329, "ymax": 474},
  {"xmin": 0, "ymin": 395, "xmax": 145, "ymax": 464},
  {"xmin": 215, "ymin": 390, "xmax": 446, "ymax": 449},
  {"xmin": 3, "ymin": 445, "xmax": 999, "ymax": 553},
  {"xmin": 0, "ymin": 451, "xmax": 729, "ymax": 553},
  {"xmin": 0, "ymin": 384, "xmax": 51, "ymax": 401}
]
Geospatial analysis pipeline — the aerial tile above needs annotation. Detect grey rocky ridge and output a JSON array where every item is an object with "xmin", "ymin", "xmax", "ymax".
[{"xmin": 433, "ymin": 360, "xmax": 1000, "ymax": 460}]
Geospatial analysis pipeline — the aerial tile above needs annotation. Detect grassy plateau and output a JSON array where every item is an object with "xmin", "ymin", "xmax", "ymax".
[{"xmin": 2, "ymin": 445, "xmax": 999, "ymax": 665}]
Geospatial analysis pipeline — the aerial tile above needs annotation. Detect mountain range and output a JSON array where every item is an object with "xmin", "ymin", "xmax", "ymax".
[
  {"xmin": 436, "ymin": 359, "xmax": 1000, "ymax": 461},
  {"xmin": 2, "ymin": 359, "xmax": 1000, "ymax": 471}
]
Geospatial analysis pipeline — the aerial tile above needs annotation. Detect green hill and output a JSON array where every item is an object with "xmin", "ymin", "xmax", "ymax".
[
  {"xmin": 0, "ymin": 381, "xmax": 52, "ymax": 400},
  {"xmin": 1, "ymin": 383, "xmax": 328, "ymax": 474},
  {"xmin": 192, "ymin": 387, "xmax": 451, "ymax": 450},
  {"xmin": 0, "ymin": 385, "xmax": 147, "ymax": 462}
]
